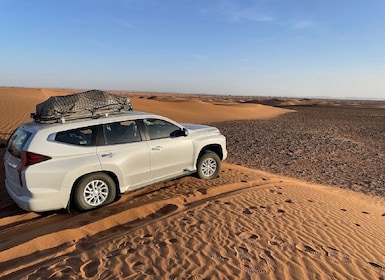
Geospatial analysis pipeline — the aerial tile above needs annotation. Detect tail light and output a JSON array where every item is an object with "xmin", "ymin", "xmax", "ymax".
[{"xmin": 18, "ymin": 151, "xmax": 51, "ymax": 186}]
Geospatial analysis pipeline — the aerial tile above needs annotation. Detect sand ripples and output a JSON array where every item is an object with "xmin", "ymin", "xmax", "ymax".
[{"xmin": 1, "ymin": 164, "xmax": 384, "ymax": 279}]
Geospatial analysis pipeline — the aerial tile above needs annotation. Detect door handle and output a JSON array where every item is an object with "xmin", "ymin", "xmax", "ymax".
[
  {"xmin": 151, "ymin": 146, "xmax": 163, "ymax": 151},
  {"xmin": 101, "ymin": 152, "xmax": 114, "ymax": 158}
]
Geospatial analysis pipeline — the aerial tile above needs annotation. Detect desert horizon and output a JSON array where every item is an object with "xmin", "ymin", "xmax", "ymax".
[{"xmin": 0, "ymin": 87, "xmax": 384, "ymax": 279}]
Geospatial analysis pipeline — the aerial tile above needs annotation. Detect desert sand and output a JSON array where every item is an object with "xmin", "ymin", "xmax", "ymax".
[{"xmin": 0, "ymin": 87, "xmax": 384, "ymax": 279}]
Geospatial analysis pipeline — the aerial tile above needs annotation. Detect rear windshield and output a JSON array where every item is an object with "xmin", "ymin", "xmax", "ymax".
[{"xmin": 7, "ymin": 128, "xmax": 32, "ymax": 158}]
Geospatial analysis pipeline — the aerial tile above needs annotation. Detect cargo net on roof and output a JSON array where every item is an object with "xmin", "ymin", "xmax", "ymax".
[{"xmin": 32, "ymin": 90, "xmax": 133, "ymax": 123}]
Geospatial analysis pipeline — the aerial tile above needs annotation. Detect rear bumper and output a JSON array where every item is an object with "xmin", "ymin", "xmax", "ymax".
[{"xmin": 5, "ymin": 179, "xmax": 70, "ymax": 212}]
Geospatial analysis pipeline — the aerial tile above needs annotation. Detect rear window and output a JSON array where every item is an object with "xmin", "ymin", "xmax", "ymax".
[
  {"xmin": 55, "ymin": 126, "xmax": 96, "ymax": 146},
  {"xmin": 7, "ymin": 128, "xmax": 32, "ymax": 158}
]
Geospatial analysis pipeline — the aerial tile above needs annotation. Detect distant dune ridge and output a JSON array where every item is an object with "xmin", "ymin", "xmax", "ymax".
[{"xmin": 0, "ymin": 87, "xmax": 384, "ymax": 279}]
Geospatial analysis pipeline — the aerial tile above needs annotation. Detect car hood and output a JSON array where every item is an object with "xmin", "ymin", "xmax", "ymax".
[{"xmin": 182, "ymin": 123, "xmax": 220, "ymax": 136}]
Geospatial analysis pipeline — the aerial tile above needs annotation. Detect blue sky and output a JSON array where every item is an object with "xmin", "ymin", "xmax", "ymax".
[{"xmin": 1, "ymin": 0, "xmax": 384, "ymax": 99}]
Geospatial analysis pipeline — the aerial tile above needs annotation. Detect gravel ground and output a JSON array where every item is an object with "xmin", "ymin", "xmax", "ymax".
[{"xmin": 213, "ymin": 105, "xmax": 385, "ymax": 197}]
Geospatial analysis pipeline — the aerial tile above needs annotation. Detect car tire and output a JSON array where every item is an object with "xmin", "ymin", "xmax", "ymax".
[
  {"xmin": 73, "ymin": 173, "xmax": 116, "ymax": 211},
  {"xmin": 197, "ymin": 151, "xmax": 221, "ymax": 180}
]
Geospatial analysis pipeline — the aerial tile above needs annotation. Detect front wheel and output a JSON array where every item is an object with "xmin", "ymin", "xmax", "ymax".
[
  {"xmin": 73, "ymin": 173, "xmax": 116, "ymax": 211},
  {"xmin": 197, "ymin": 151, "xmax": 221, "ymax": 180}
]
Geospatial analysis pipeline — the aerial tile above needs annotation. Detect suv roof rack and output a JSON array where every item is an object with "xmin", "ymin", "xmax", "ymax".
[{"xmin": 31, "ymin": 90, "xmax": 134, "ymax": 124}]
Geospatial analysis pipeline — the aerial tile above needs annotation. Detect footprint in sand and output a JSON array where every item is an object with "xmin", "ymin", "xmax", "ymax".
[
  {"xmin": 157, "ymin": 241, "xmax": 168, "ymax": 248},
  {"xmin": 268, "ymin": 236, "xmax": 294, "ymax": 251},
  {"xmin": 319, "ymin": 246, "xmax": 351, "ymax": 264},
  {"xmin": 295, "ymin": 243, "xmax": 320, "ymax": 256},
  {"xmin": 259, "ymin": 205, "xmax": 271, "ymax": 211},
  {"xmin": 197, "ymin": 188, "xmax": 207, "ymax": 195},
  {"xmin": 132, "ymin": 261, "xmax": 145, "ymax": 272},
  {"xmin": 234, "ymin": 246, "xmax": 267, "ymax": 275},
  {"xmin": 235, "ymin": 246, "xmax": 253, "ymax": 261},
  {"xmin": 243, "ymin": 208, "xmax": 253, "ymax": 215},
  {"xmin": 268, "ymin": 236, "xmax": 284, "ymax": 246},
  {"xmin": 237, "ymin": 231, "xmax": 260, "ymax": 241},
  {"xmin": 80, "ymin": 260, "xmax": 100, "ymax": 278},
  {"xmin": 208, "ymin": 251, "xmax": 229, "ymax": 262},
  {"xmin": 240, "ymin": 241, "xmax": 276, "ymax": 268},
  {"xmin": 241, "ymin": 266, "xmax": 267, "ymax": 275},
  {"xmin": 140, "ymin": 233, "xmax": 153, "ymax": 244}
]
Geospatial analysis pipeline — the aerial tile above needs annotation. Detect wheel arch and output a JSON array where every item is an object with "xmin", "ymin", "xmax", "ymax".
[{"xmin": 197, "ymin": 144, "xmax": 223, "ymax": 162}]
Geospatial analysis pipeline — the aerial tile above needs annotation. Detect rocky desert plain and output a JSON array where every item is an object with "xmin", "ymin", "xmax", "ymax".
[{"xmin": 0, "ymin": 87, "xmax": 384, "ymax": 280}]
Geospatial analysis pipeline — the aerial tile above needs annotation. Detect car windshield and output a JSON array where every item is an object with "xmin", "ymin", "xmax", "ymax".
[{"xmin": 7, "ymin": 128, "xmax": 32, "ymax": 158}]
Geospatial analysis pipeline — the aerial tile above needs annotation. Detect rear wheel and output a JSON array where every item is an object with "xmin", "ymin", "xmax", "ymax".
[
  {"xmin": 73, "ymin": 173, "xmax": 116, "ymax": 211},
  {"xmin": 197, "ymin": 151, "xmax": 221, "ymax": 180}
]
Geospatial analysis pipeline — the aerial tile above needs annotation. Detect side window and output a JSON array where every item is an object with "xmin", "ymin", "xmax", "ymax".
[
  {"xmin": 104, "ymin": 120, "xmax": 141, "ymax": 145},
  {"xmin": 144, "ymin": 119, "xmax": 181, "ymax": 140},
  {"xmin": 56, "ymin": 127, "xmax": 95, "ymax": 146}
]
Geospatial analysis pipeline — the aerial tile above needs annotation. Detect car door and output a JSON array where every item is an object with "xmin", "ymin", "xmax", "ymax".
[
  {"xmin": 96, "ymin": 120, "xmax": 151, "ymax": 191},
  {"xmin": 142, "ymin": 118, "xmax": 194, "ymax": 179}
]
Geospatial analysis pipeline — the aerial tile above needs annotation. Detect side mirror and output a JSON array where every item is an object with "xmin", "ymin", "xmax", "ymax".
[
  {"xmin": 171, "ymin": 128, "xmax": 189, "ymax": 138},
  {"xmin": 182, "ymin": 128, "xmax": 189, "ymax": 137}
]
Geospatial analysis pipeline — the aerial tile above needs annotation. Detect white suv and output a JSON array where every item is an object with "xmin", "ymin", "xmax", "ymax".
[{"xmin": 3, "ymin": 111, "xmax": 227, "ymax": 212}]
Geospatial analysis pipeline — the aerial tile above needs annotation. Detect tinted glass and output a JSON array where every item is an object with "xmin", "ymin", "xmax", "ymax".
[
  {"xmin": 7, "ymin": 128, "xmax": 32, "ymax": 158},
  {"xmin": 144, "ymin": 119, "xmax": 181, "ymax": 140},
  {"xmin": 104, "ymin": 120, "xmax": 141, "ymax": 145},
  {"xmin": 56, "ymin": 127, "xmax": 96, "ymax": 146}
]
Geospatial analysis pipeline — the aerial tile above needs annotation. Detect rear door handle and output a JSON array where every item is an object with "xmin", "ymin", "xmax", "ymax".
[
  {"xmin": 151, "ymin": 146, "xmax": 163, "ymax": 151},
  {"xmin": 101, "ymin": 152, "xmax": 114, "ymax": 158}
]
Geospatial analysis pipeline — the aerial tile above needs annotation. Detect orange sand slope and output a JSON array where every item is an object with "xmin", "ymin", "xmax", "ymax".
[
  {"xmin": 0, "ymin": 88, "xmax": 384, "ymax": 279},
  {"xmin": 131, "ymin": 95, "xmax": 292, "ymax": 123}
]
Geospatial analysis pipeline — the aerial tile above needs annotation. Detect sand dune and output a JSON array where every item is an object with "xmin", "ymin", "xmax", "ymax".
[
  {"xmin": 131, "ymin": 95, "xmax": 292, "ymax": 123},
  {"xmin": 0, "ymin": 87, "xmax": 292, "ymax": 139},
  {"xmin": 0, "ymin": 88, "xmax": 384, "ymax": 279}
]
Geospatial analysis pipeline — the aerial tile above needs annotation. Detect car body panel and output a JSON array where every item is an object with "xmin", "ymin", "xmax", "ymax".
[
  {"xmin": 148, "ymin": 137, "xmax": 194, "ymax": 179},
  {"xmin": 97, "ymin": 141, "xmax": 151, "ymax": 192},
  {"xmin": 3, "ymin": 111, "xmax": 227, "ymax": 212}
]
